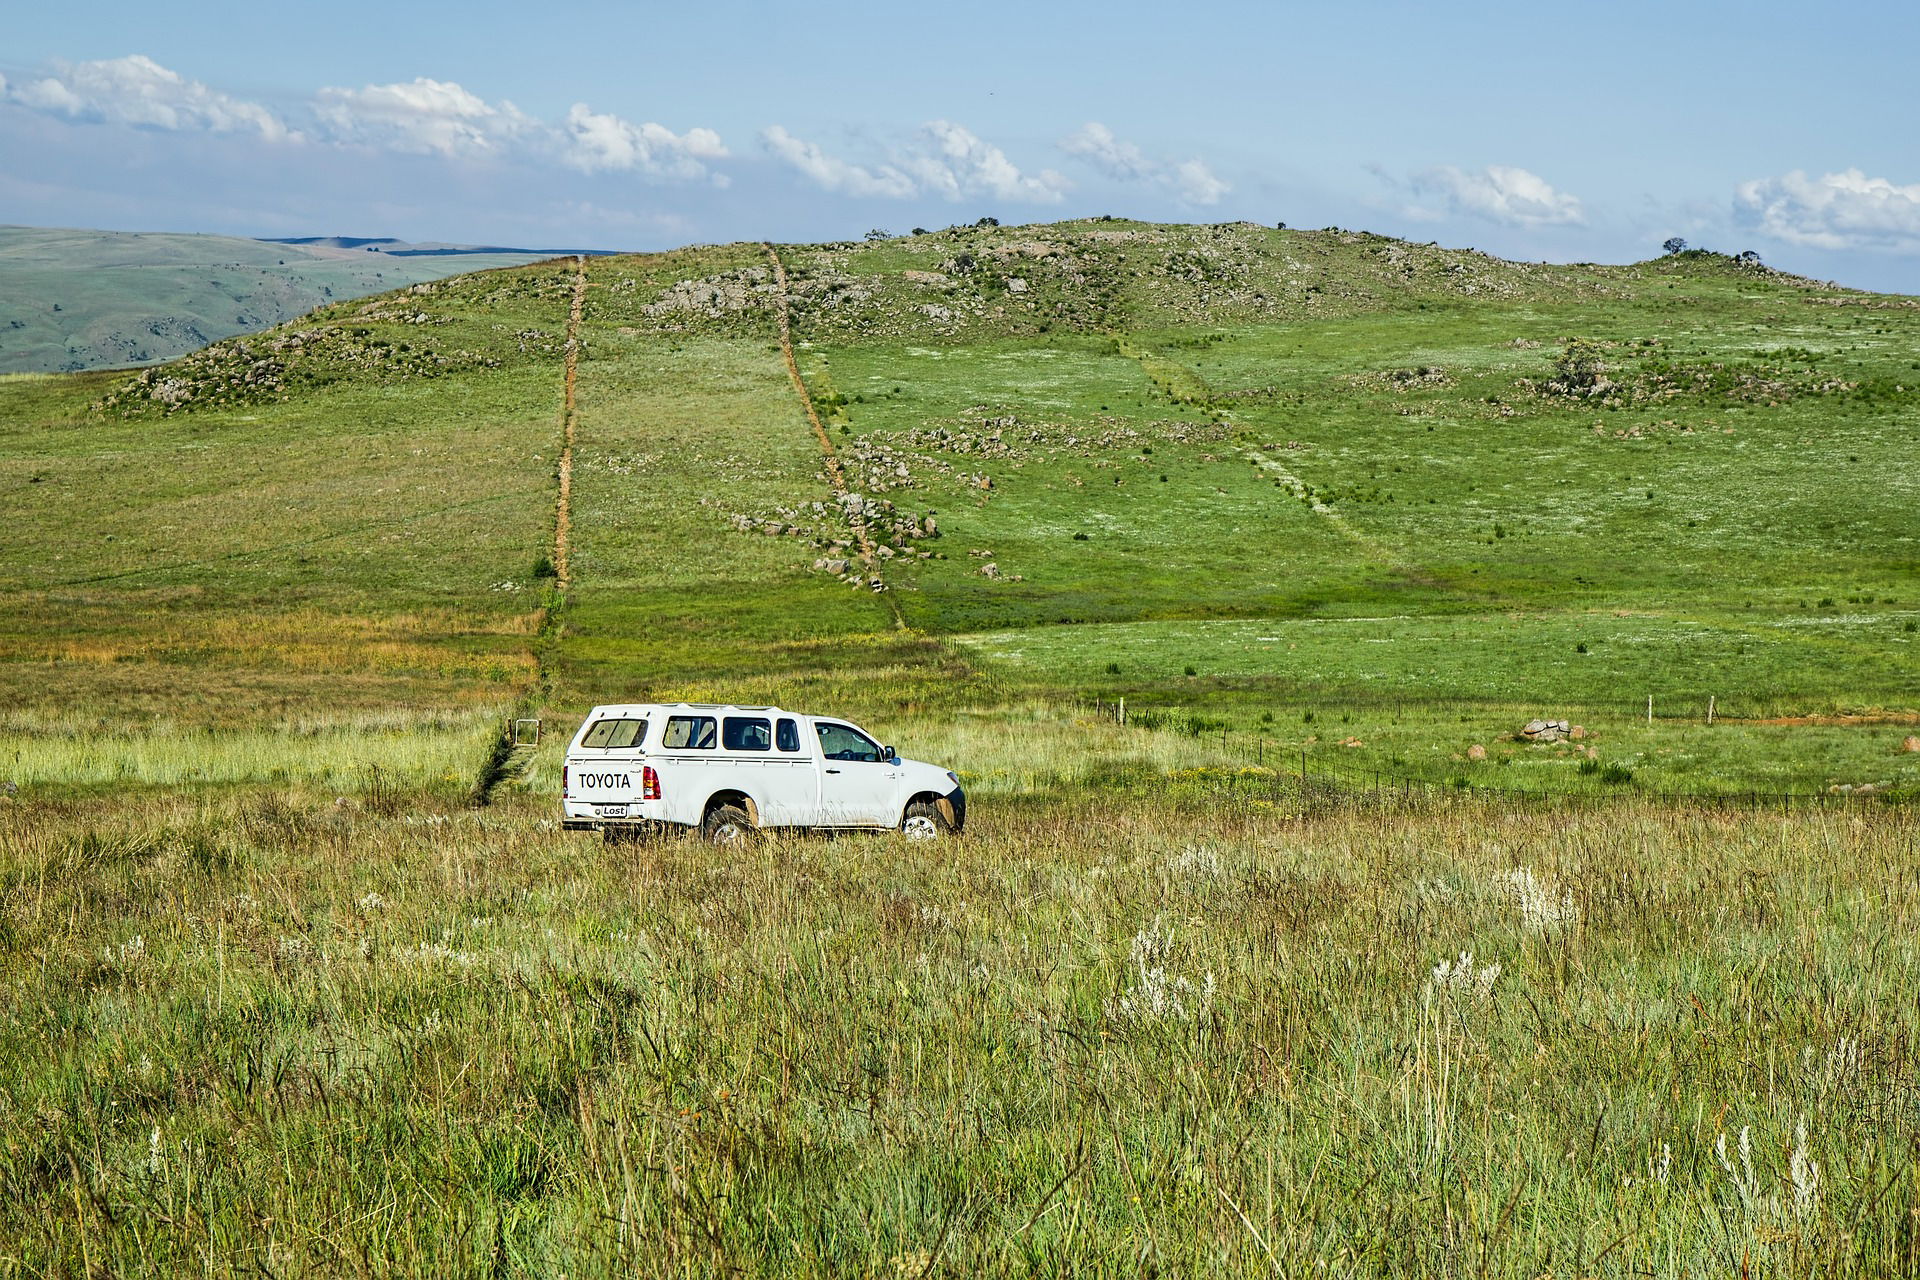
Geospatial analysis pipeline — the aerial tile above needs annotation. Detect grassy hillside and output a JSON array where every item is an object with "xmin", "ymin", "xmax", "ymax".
[
  {"xmin": 0, "ymin": 226, "xmax": 552, "ymax": 374},
  {"xmin": 2, "ymin": 219, "xmax": 1917, "ymax": 798},
  {"xmin": 4, "ymin": 219, "xmax": 1920, "ymax": 1275}
]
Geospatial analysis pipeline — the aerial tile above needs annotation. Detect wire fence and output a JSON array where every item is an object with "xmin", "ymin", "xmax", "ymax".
[{"xmin": 1080, "ymin": 697, "xmax": 1911, "ymax": 811}]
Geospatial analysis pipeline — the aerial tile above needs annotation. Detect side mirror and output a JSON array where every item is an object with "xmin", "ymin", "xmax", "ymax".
[{"xmin": 883, "ymin": 745, "xmax": 898, "ymax": 763}]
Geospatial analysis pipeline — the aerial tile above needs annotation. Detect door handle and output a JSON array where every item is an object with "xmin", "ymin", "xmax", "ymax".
[{"xmin": 825, "ymin": 768, "xmax": 841, "ymax": 774}]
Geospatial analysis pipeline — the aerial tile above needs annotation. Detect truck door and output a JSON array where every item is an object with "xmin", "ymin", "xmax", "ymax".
[
  {"xmin": 813, "ymin": 719, "xmax": 899, "ymax": 826},
  {"xmin": 759, "ymin": 714, "xmax": 817, "ymax": 825},
  {"xmin": 569, "ymin": 714, "xmax": 647, "ymax": 819}
]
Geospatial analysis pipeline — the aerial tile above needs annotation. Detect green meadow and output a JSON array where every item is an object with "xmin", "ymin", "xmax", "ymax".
[{"xmin": 1, "ymin": 220, "xmax": 1917, "ymax": 1274}]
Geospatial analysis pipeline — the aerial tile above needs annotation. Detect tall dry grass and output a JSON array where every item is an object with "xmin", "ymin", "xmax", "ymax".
[{"xmin": 3, "ymin": 781, "xmax": 1917, "ymax": 1275}]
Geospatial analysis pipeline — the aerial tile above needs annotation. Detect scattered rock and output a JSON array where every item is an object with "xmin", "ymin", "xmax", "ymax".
[
  {"xmin": 1902, "ymin": 735, "xmax": 1920, "ymax": 754},
  {"xmin": 1518, "ymin": 718, "xmax": 1572, "ymax": 743},
  {"xmin": 1467, "ymin": 744, "xmax": 1487, "ymax": 761}
]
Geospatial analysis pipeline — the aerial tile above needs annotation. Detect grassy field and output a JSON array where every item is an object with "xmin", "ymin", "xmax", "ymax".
[
  {"xmin": 6, "ymin": 786, "xmax": 1920, "ymax": 1274},
  {"xmin": 1, "ymin": 218, "xmax": 1918, "ymax": 1274}
]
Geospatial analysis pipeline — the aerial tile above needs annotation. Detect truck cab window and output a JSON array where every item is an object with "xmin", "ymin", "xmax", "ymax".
[
  {"xmin": 662, "ymin": 716, "xmax": 717, "ymax": 749},
  {"xmin": 776, "ymin": 718, "xmax": 801, "ymax": 752},
  {"xmin": 722, "ymin": 716, "xmax": 771, "ymax": 751},
  {"xmin": 580, "ymin": 718, "xmax": 646, "ymax": 749},
  {"xmin": 816, "ymin": 722, "xmax": 882, "ymax": 763}
]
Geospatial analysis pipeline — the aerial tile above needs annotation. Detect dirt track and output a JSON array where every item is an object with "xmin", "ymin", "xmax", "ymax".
[
  {"xmin": 763, "ymin": 243, "xmax": 905, "ymax": 629},
  {"xmin": 554, "ymin": 256, "xmax": 586, "ymax": 592}
]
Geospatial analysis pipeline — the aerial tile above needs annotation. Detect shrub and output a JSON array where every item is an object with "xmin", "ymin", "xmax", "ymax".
[{"xmin": 1547, "ymin": 337, "xmax": 1609, "ymax": 397}]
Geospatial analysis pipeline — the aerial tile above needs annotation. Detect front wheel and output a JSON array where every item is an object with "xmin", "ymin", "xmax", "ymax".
[
  {"xmin": 901, "ymin": 801, "xmax": 953, "ymax": 841},
  {"xmin": 701, "ymin": 804, "xmax": 756, "ymax": 845}
]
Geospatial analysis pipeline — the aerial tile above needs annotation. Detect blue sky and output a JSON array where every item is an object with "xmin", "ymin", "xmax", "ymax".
[{"xmin": 4, "ymin": 0, "xmax": 1918, "ymax": 290}]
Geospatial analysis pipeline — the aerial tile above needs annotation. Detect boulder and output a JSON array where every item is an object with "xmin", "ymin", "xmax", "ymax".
[
  {"xmin": 1467, "ymin": 744, "xmax": 1487, "ymax": 761},
  {"xmin": 1519, "ymin": 718, "xmax": 1571, "ymax": 743},
  {"xmin": 1903, "ymin": 735, "xmax": 1920, "ymax": 754}
]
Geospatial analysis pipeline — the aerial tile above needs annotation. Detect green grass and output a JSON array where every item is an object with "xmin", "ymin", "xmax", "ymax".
[
  {"xmin": 5, "ymin": 788, "xmax": 1920, "ymax": 1274},
  {"xmin": 2, "ymin": 220, "xmax": 1919, "ymax": 1275},
  {"xmin": 0, "ymin": 705, "xmax": 499, "ymax": 799},
  {"xmin": 0, "ymin": 259, "xmax": 576, "ymax": 790},
  {"xmin": 5, "ymin": 222, "xmax": 1916, "ymax": 797}
]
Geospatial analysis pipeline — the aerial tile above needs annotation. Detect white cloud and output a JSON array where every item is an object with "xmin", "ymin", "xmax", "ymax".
[
  {"xmin": 561, "ymin": 104, "xmax": 727, "ymax": 183},
  {"xmin": 1059, "ymin": 122, "xmax": 1229, "ymax": 207},
  {"xmin": 762, "ymin": 122, "xmax": 1066, "ymax": 204},
  {"xmin": 1735, "ymin": 169, "xmax": 1920, "ymax": 253},
  {"xmin": 1061, "ymin": 122, "xmax": 1152, "ymax": 181},
  {"xmin": 4, "ymin": 54, "xmax": 292, "ymax": 141},
  {"xmin": 1406, "ymin": 164, "xmax": 1584, "ymax": 228},
  {"xmin": 761, "ymin": 125, "xmax": 916, "ymax": 198},
  {"xmin": 912, "ymin": 120, "xmax": 1068, "ymax": 204},
  {"xmin": 313, "ymin": 77, "xmax": 533, "ymax": 157},
  {"xmin": 1170, "ymin": 158, "xmax": 1229, "ymax": 207}
]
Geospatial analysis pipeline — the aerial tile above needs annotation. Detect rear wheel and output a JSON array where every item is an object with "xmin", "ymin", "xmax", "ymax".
[
  {"xmin": 901, "ymin": 801, "xmax": 952, "ymax": 840},
  {"xmin": 701, "ymin": 804, "xmax": 756, "ymax": 845}
]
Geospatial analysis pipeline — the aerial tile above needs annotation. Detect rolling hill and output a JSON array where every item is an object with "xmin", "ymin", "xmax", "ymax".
[
  {"xmin": 2, "ymin": 217, "xmax": 1917, "ymax": 796},
  {"xmin": 0, "ymin": 226, "xmax": 565, "ymax": 374}
]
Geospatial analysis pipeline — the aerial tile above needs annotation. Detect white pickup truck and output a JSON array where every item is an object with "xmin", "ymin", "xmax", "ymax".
[{"xmin": 560, "ymin": 702, "xmax": 966, "ymax": 842}]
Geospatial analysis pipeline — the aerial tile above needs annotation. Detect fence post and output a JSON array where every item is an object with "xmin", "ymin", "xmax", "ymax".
[
  {"xmin": 1119, "ymin": 696, "xmax": 1126, "ymax": 727},
  {"xmin": 1707, "ymin": 695, "xmax": 1716, "ymax": 725},
  {"xmin": 1647, "ymin": 694, "xmax": 1653, "ymax": 726}
]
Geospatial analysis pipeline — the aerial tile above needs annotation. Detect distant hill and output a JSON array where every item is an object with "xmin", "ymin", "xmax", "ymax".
[{"xmin": 0, "ymin": 226, "xmax": 583, "ymax": 373}]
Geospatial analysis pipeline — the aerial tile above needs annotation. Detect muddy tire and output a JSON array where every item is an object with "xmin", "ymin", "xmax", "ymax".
[
  {"xmin": 701, "ymin": 804, "xmax": 756, "ymax": 845},
  {"xmin": 901, "ymin": 801, "xmax": 953, "ymax": 841}
]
